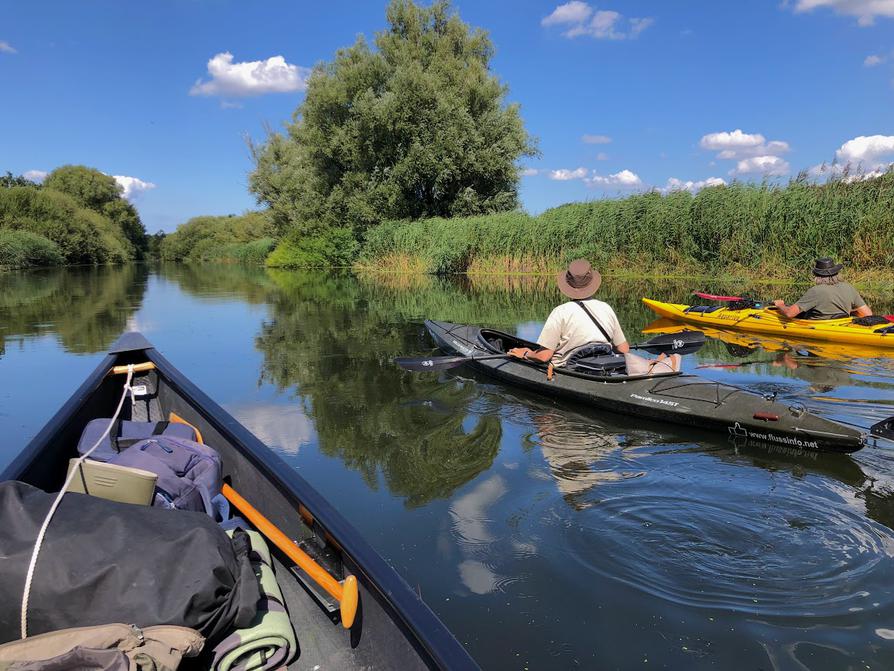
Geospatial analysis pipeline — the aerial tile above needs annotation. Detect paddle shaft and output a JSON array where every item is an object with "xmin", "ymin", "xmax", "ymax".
[{"xmin": 221, "ymin": 483, "xmax": 359, "ymax": 629}]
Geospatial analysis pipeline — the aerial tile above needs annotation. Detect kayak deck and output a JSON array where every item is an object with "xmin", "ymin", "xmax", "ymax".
[
  {"xmin": 643, "ymin": 298, "xmax": 894, "ymax": 348},
  {"xmin": 426, "ymin": 320, "xmax": 865, "ymax": 453}
]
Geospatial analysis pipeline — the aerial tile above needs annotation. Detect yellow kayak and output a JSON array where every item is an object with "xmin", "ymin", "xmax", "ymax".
[{"xmin": 643, "ymin": 298, "xmax": 894, "ymax": 348}]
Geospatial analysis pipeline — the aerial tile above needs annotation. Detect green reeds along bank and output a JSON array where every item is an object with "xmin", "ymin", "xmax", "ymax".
[{"xmin": 357, "ymin": 174, "xmax": 894, "ymax": 277}]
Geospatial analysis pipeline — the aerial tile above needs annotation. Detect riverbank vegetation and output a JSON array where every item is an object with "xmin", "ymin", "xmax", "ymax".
[
  {"xmin": 0, "ymin": 167, "xmax": 148, "ymax": 269},
  {"xmin": 159, "ymin": 212, "xmax": 274, "ymax": 264},
  {"xmin": 358, "ymin": 173, "xmax": 894, "ymax": 278}
]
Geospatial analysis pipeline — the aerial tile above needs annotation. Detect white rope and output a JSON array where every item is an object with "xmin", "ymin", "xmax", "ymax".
[{"xmin": 20, "ymin": 365, "xmax": 136, "ymax": 639}]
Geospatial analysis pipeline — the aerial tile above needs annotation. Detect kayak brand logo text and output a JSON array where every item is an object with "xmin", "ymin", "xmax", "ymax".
[{"xmin": 728, "ymin": 422, "xmax": 819, "ymax": 450}]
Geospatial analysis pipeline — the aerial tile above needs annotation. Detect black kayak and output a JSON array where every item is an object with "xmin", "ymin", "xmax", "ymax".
[
  {"xmin": 3, "ymin": 332, "xmax": 478, "ymax": 670},
  {"xmin": 425, "ymin": 320, "xmax": 866, "ymax": 454}
]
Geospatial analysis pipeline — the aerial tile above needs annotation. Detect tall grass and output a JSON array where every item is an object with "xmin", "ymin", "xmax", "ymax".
[{"xmin": 359, "ymin": 174, "xmax": 894, "ymax": 276}]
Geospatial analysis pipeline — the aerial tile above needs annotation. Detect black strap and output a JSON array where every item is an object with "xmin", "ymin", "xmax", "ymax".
[
  {"xmin": 115, "ymin": 421, "xmax": 171, "ymax": 450},
  {"xmin": 573, "ymin": 300, "xmax": 614, "ymax": 346}
]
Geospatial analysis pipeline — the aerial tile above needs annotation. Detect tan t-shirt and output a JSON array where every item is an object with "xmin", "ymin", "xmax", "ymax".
[{"xmin": 537, "ymin": 300, "xmax": 627, "ymax": 366}]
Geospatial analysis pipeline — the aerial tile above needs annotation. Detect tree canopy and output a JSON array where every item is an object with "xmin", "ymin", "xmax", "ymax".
[
  {"xmin": 44, "ymin": 165, "xmax": 148, "ymax": 257},
  {"xmin": 249, "ymin": 0, "xmax": 536, "ymax": 237}
]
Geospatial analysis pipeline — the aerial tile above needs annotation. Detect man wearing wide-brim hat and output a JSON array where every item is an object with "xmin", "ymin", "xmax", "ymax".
[
  {"xmin": 508, "ymin": 259, "xmax": 681, "ymax": 374},
  {"xmin": 772, "ymin": 258, "xmax": 873, "ymax": 319}
]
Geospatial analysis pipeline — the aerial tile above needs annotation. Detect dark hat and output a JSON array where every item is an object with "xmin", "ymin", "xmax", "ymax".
[
  {"xmin": 812, "ymin": 257, "xmax": 842, "ymax": 277},
  {"xmin": 557, "ymin": 259, "xmax": 602, "ymax": 299}
]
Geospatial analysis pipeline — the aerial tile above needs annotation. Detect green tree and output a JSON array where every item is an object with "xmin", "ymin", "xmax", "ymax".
[
  {"xmin": 44, "ymin": 165, "xmax": 148, "ymax": 257},
  {"xmin": 249, "ymin": 0, "xmax": 537, "ymax": 238},
  {"xmin": 1, "ymin": 172, "xmax": 40, "ymax": 188}
]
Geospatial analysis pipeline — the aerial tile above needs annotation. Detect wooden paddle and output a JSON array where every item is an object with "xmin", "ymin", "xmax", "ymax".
[{"xmin": 395, "ymin": 331, "xmax": 707, "ymax": 372}]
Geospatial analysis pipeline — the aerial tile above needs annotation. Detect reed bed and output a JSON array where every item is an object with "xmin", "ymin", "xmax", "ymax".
[{"xmin": 359, "ymin": 174, "xmax": 894, "ymax": 278}]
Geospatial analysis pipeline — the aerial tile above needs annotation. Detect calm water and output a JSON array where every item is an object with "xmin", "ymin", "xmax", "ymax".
[{"xmin": 3, "ymin": 264, "xmax": 894, "ymax": 670}]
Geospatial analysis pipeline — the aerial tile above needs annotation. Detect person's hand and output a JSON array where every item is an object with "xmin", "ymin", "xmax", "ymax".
[
  {"xmin": 508, "ymin": 347, "xmax": 530, "ymax": 359},
  {"xmin": 772, "ymin": 300, "xmax": 785, "ymax": 309}
]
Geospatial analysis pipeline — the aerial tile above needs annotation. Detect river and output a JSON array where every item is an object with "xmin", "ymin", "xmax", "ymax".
[{"xmin": 2, "ymin": 264, "xmax": 894, "ymax": 670}]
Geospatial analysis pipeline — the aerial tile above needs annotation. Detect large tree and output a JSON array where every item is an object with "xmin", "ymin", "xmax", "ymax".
[
  {"xmin": 44, "ymin": 165, "xmax": 148, "ymax": 257},
  {"xmin": 249, "ymin": 0, "xmax": 537, "ymax": 237}
]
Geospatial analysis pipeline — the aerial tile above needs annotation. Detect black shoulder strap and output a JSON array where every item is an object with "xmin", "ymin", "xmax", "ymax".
[{"xmin": 573, "ymin": 300, "xmax": 613, "ymax": 344}]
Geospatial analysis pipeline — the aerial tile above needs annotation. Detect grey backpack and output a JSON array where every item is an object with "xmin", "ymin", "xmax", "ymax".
[{"xmin": 78, "ymin": 417, "xmax": 221, "ymax": 516}]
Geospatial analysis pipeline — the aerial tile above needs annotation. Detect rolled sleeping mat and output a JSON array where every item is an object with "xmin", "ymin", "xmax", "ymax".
[{"xmin": 213, "ymin": 530, "xmax": 297, "ymax": 671}]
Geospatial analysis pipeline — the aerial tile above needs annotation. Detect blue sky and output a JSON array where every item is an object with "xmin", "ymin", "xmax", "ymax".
[{"xmin": 2, "ymin": 0, "xmax": 893, "ymax": 232}]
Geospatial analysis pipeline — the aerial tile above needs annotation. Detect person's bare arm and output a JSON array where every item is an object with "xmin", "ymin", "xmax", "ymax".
[
  {"xmin": 508, "ymin": 347, "xmax": 554, "ymax": 362},
  {"xmin": 772, "ymin": 300, "xmax": 802, "ymax": 319},
  {"xmin": 614, "ymin": 341, "xmax": 630, "ymax": 353},
  {"xmin": 853, "ymin": 305, "xmax": 873, "ymax": 317}
]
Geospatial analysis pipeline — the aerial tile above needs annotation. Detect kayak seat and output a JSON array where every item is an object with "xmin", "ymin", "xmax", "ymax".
[
  {"xmin": 853, "ymin": 315, "xmax": 892, "ymax": 326},
  {"xmin": 683, "ymin": 305, "xmax": 722, "ymax": 314},
  {"xmin": 565, "ymin": 342, "xmax": 627, "ymax": 376},
  {"xmin": 795, "ymin": 308, "xmax": 849, "ymax": 320}
]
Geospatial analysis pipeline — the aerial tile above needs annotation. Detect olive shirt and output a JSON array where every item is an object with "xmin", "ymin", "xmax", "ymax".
[
  {"xmin": 537, "ymin": 299, "xmax": 627, "ymax": 366},
  {"xmin": 795, "ymin": 281, "xmax": 866, "ymax": 317}
]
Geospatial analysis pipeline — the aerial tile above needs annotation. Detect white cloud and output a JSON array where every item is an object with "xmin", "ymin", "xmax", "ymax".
[
  {"xmin": 596, "ymin": 152, "xmax": 609, "ymax": 161},
  {"xmin": 809, "ymin": 160, "xmax": 892, "ymax": 181},
  {"xmin": 835, "ymin": 134, "xmax": 894, "ymax": 163},
  {"xmin": 23, "ymin": 170, "xmax": 47, "ymax": 183},
  {"xmin": 190, "ymin": 52, "xmax": 310, "ymax": 97},
  {"xmin": 113, "ymin": 175, "xmax": 156, "ymax": 199},
  {"xmin": 541, "ymin": 1, "xmax": 592, "ymax": 26},
  {"xmin": 0, "ymin": 41, "xmax": 16, "ymax": 54},
  {"xmin": 661, "ymin": 176, "xmax": 727, "ymax": 193},
  {"xmin": 731, "ymin": 155, "xmax": 791, "ymax": 176},
  {"xmin": 864, "ymin": 54, "xmax": 885, "ymax": 66},
  {"xmin": 582, "ymin": 134, "xmax": 611, "ymax": 144},
  {"xmin": 793, "ymin": 0, "xmax": 894, "ymax": 26},
  {"xmin": 550, "ymin": 167, "xmax": 588, "ymax": 180},
  {"xmin": 699, "ymin": 129, "xmax": 790, "ymax": 160},
  {"xmin": 521, "ymin": 168, "xmax": 540, "ymax": 176},
  {"xmin": 585, "ymin": 169, "xmax": 642, "ymax": 188},
  {"xmin": 543, "ymin": 3, "xmax": 653, "ymax": 39}
]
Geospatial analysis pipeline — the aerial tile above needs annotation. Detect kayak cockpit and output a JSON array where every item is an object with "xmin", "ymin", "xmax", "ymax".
[{"xmin": 477, "ymin": 327, "xmax": 682, "ymax": 383}]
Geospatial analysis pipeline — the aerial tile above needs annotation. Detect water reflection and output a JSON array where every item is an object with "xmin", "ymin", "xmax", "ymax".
[
  {"xmin": 252, "ymin": 272, "xmax": 503, "ymax": 507},
  {"xmin": 10, "ymin": 264, "xmax": 894, "ymax": 669},
  {"xmin": 0, "ymin": 265, "xmax": 148, "ymax": 354}
]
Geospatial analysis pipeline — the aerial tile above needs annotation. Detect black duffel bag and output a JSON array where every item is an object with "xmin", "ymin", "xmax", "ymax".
[{"xmin": 0, "ymin": 481, "xmax": 259, "ymax": 644}]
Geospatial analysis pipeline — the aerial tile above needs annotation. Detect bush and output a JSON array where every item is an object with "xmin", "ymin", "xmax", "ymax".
[
  {"xmin": 267, "ymin": 228, "xmax": 359, "ymax": 268},
  {"xmin": 0, "ymin": 230, "xmax": 64, "ymax": 268},
  {"xmin": 0, "ymin": 187, "xmax": 130, "ymax": 265},
  {"xmin": 160, "ymin": 212, "xmax": 273, "ymax": 263}
]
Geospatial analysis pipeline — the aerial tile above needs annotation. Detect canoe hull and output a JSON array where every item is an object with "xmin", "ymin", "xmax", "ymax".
[
  {"xmin": 425, "ymin": 320, "xmax": 865, "ymax": 454},
  {"xmin": 643, "ymin": 298, "xmax": 894, "ymax": 348}
]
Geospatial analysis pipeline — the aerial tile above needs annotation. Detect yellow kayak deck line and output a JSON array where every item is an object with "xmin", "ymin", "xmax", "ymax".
[{"xmin": 642, "ymin": 298, "xmax": 894, "ymax": 348}]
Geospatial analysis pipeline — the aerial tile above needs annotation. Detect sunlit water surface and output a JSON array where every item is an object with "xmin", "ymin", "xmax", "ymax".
[{"xmin": 2, "ymin": 264, "xmax": 894, "ymax": 670}]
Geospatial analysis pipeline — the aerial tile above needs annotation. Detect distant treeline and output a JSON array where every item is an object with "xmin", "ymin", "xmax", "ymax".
[
  {"xmin": 159, "ymin": 212, "xmax": 275, "ymax": 265},
  {"xmin": 0, "ymin": 167, "xmax": 148, "ymax": 270},
  {"xmin": 359, "ymin": 174, "xmax": 894, "ymax": 277}
]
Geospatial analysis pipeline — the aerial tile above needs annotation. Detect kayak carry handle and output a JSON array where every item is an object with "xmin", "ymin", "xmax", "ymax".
[{"xmin": 221, "ymin": 483, "xmax": 359, "ymax": 629}]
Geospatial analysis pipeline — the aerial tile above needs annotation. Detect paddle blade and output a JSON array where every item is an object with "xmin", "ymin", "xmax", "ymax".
[
  {"xmin": 871, "ymin": 417, "xmax": 894, "ymax": 440},
  {"xmin": 393, "ymin": 355, "xmax": 469, "ymax": 372},
  {"xmin": 635, "ymin": 330, "xmax": 707, "ymax": 355}
]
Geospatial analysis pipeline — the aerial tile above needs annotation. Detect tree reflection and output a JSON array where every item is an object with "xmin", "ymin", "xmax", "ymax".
[
  {"xmin": 0, "ymin": 265, "xmax": 148, "ymax": 354},
  {"xmin": 254, "ymin": 271, "xmax": 502, "ymax": 507}
]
